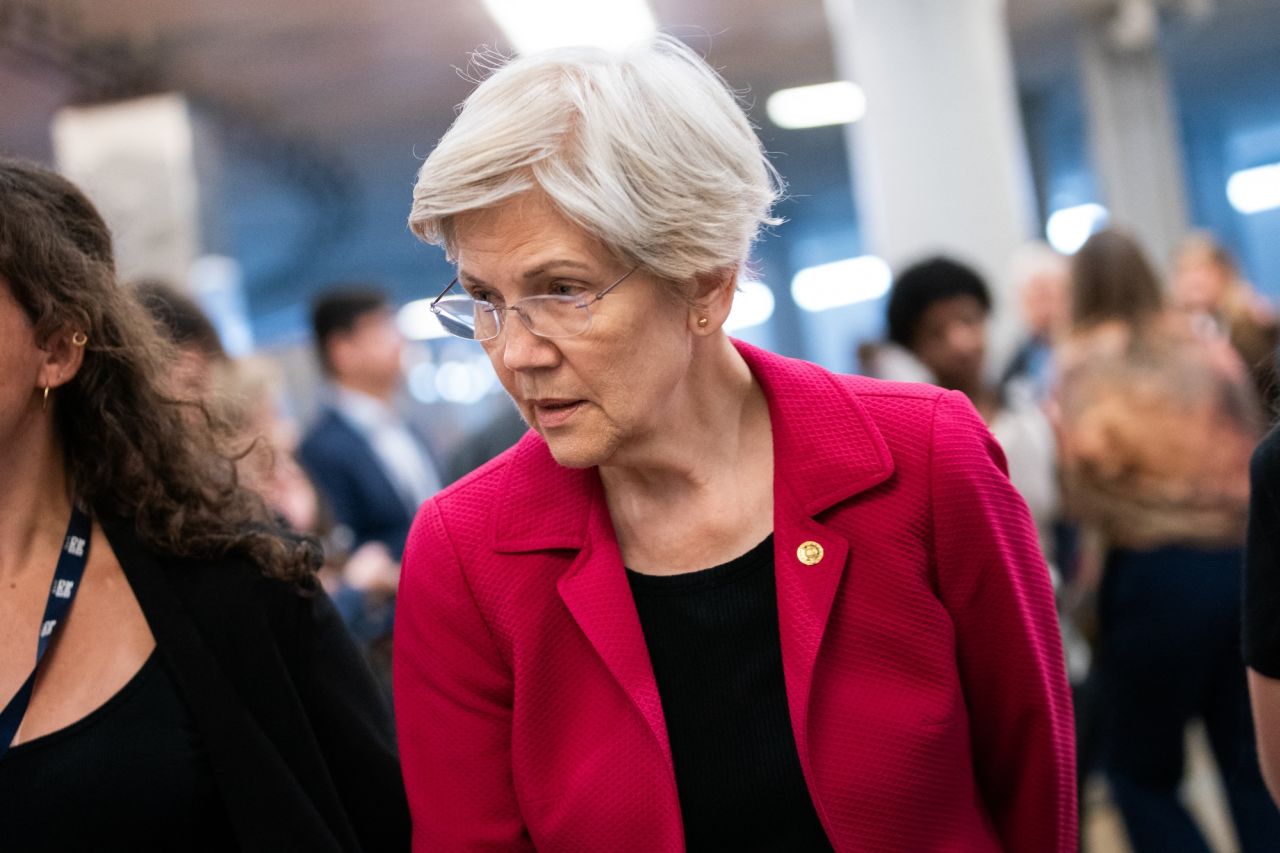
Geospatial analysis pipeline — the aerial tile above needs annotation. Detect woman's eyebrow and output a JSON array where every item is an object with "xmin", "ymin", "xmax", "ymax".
[
  {"xmin": 522, "ymin": 259, "xmax": 594, "ymax": 279},
  {"xmin": 459, "ymin": 259, "xmax": 594, "ymax": 289}
]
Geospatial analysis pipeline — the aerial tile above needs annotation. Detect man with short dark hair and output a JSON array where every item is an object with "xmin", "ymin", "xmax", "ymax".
[
  {"xmin": 300, "ymin": 286, "xmax": 441, "ymax": 557},
  {"xmin": 299, "ymin": 286, "xmax": 441, "ymax": 680}
]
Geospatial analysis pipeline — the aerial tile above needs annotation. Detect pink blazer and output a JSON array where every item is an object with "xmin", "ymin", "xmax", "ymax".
[{"xmin": 395, "ymin": 342, "xmax": 1076, "ymax": 852}]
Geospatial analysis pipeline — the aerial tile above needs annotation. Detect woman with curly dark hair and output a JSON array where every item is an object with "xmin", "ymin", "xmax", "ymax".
[{"xmin": 0, "ymin": 158, "xmax": 409, "ymax": 851}]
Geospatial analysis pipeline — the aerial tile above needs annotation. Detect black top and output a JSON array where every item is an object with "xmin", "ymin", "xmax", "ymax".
[
  {"xmin": 1246, "ymin": 428, "xmax": 1280, "ymax": 678},
  {"xmin": 0, "ymin": 652, "xmax": 236, "ymax": 851},
  {"xmin": 627, "ymin": 536, "xmax": 833, "ymax": 852},
  {"xmin": 45, "ymin": 515, "xmax": 410, "ymax": 853}
]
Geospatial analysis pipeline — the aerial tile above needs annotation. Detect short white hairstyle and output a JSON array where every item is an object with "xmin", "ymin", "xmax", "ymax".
[{"xmin": 408, "ymin": 35, "xmax": 783, "ymax": 288}]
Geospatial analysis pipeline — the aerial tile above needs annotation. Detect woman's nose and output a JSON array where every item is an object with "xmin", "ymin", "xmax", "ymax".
[{"xmin": 501, "ymin": 312, "xmax": 559, "ymax": 372}]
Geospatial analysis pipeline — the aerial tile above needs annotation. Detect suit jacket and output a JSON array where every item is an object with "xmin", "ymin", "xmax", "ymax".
[
  {"xmin": 394, "ymin": 342, "xmax": 1076, "ymax": 852},
  {"xmin": 104, "ymin": 516, "xmax": 410, "ymax": 852},
  {"xmin": 299, "ymin": 406, "xmax": 424, "ymax": 559}
]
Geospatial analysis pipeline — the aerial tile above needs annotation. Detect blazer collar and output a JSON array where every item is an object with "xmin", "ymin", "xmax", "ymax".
[
  {"xmin": 491, "ymin": 339, "xmax": 894, "ymax": 553},
  {"xmin": 489, "ymin": 342, "xmax": 897, "ymax": 795}
]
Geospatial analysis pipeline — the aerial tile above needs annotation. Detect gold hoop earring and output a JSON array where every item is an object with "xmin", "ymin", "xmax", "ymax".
[
  {"xmin": 71, "ymin": 331, "xmax": 88, "ymax": 347},
  {"xmin": 43, "ymin": 384, "xmax": 50, "ymax": 411},
  {"xmin": 697, "ymin": 317, "xmax": 709, "ymax": 328}
]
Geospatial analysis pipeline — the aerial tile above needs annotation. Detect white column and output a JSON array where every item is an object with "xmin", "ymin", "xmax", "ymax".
[
  {"xmin": 53, "ymin": 93, "xmax": 203, "ymax": 287},
  {"xmin": 1077, "ymin": 4, "xmax": 1190, "ymax": 267},
  {"xmin": 823, "ymin": 0, "xmax": 1037, "ymax": 368}
]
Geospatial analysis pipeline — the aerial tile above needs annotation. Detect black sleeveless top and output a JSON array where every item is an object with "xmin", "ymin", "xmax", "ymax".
[{"xmin": 0, "ymin": 651, "xmax": 236, "ymax": 851}]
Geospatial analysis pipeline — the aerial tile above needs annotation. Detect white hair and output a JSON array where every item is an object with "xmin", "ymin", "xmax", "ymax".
[{"xmin": 408, "ymin": 35, "xmax": 783, "ymax": 288}]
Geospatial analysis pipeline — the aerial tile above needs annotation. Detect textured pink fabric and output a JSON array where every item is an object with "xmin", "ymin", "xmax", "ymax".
[{"xmin": 394, "ymin": 341, "xmax": 1076, "ymax": 852}]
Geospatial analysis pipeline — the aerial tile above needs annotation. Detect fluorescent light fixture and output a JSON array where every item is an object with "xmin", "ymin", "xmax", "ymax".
[
  {"xmin": 790, "ymin": 256, "xmax": 892, "ymax": 313},
  {"xmin": 1045, "ymin": 203, "xmax": 1109, "ymax": 254},
  {"xmin": 481, "ymin": 0, "xmax": 657, "ymax": 54},
  {"xmin": 396, "ymin": 299, "xmax": 450, "ymax": 341},
  {"xmin": 766, "ymin": 81, "xmax": 867, "ymax": 129},
  {"xmin": 724, "ymin": 279, "xmax": 776, "ymax": 332},
  {"xmin": 1227, "ymin": 162, "xmax": 1280, "ymax": 215}
]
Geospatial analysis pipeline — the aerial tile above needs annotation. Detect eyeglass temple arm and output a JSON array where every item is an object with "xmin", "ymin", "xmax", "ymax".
[
  {"xmin": 586, "ymin": 266, "xmax": 637, "ymax": 305},
  {"xmin": 430, "ymin": 276, "xmax": 460, "ymax": 309}
]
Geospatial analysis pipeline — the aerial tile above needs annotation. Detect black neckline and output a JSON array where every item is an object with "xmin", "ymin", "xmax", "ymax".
[
  {"xmin": 6, "ymin": 649, "xmax": 160, "ymax": 756},
  {"xmin": 626, "ymin": 535, "xmax": 773, "ymax": 595}
]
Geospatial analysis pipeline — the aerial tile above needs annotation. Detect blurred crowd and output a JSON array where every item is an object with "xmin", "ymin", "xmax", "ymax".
[
  {"xmin": 136, "ymin": 218, "xmax": 1280, "ymax": 848},
  {"xmin": 9, "ymin": 13, "xmax": 1280, "ymax": 843},
  {"xmin": 862, "ymin": 227, "xmax": 1280, "ymax": 849}
]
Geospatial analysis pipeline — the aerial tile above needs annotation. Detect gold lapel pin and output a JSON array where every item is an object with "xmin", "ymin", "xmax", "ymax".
[{"xmin": 796, "ymin": 540, "xmax": 824, "ymax": 566}]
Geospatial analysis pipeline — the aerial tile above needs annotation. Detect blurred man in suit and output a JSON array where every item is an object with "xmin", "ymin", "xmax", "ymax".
[
  {"xmin": 299, "ymin": 287, "xmax": 441, "ymax": 678},
  {"xmin": 301, "ymin": 287, "xmax": 440, "ymax": 555}
]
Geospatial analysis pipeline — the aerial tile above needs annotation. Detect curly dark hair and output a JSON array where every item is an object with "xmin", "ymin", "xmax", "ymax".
[
  {"xmin": 886, "ymin": 256, "xmax": 992, "ymax": 349},
  {"xmin": 0, "ymin": 157, "xmax": 318, "ymax": 581}
]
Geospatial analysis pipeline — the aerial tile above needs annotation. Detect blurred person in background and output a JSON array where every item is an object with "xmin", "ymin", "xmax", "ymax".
[
  {"xmin": 133, "ymin": 288, "xmax": 405, "ymax": 670},
  {"xmin": 1055, "ymin": 227, "xmax": 1280, "ymax": 851},
  {"xmin": 0, "ymin": 157, "xmax": 408, "ymax": 850},
  {"xmin": 1173, "ymin": 231, "xmax": 1280, "ymax": 414},
  {"xmin": 222, "ymin": 356, "xmax": 319, "ymax": 534},
  {"xmin": 854, "ymin": 333, "xmax": 932, "ymax": 384},
  {"xmin": 132, "ymin": 279, "xmax": 229, "ymax": 400},
  {"xmin": 1000, "ymin": 241, "xmax": 1071, "ymax": 404},
  {"xmin": 226, "ymin": 355, "xmax": 401, "ymax": 688},
  {"xmin": 299, "ymin": 286, "xmax": 442, "ymax": 667},
  {"xmin": 300, "ymin": 286, "xmax": 442, "ymax": 557},
  {"xmin": 885, "ymin": 256, "xmax": 1059, "ymax": 558},
  {"xmin": 395, "ymin": 38, "xmax": 1075, "ymax": 852}
]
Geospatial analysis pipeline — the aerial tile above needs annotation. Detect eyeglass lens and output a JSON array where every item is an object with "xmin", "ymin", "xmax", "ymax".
[{"xmin": 434, "ymin": 295, "xmax": 593, "ymax": 341}]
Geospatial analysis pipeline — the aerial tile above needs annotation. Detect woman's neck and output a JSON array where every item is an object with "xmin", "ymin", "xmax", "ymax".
[
  {"xmin": 599, "ymin": 335, "xmax": 769, "ymax": 508},
  {"xmin": 599, "ymin": 336, "xmax": 775, "ymax": 573},
  {"xmin": 0, "ymin": 419, "xmax": 72, "ymax": 581}
]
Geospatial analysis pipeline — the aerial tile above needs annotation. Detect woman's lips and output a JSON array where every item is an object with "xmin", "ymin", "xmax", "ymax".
[{"xmin": 531, "ymin": 399, "xmax": 583, "ymax": 429}]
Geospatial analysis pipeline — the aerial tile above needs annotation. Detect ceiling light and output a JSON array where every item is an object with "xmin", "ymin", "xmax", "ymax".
[
  {"xmin": 481, "ymin": 0, "xmax": 657, "ymax": 54},
  {"xmin": 766, "ymin": 81, "xmax": 867, "ymax": 130},
  {"xmin": 1045, "ymin": 203, "xmax": 1109, "ymax": 254},
  {"xmin": 791, "ymin": 256, "xmax": 891, "ymax": 313},
  {"xmin": 1227, "ymin": 163, "xmax": 1280, "ymax": 215},
  {"xmin": 724, "ymin": 280, "xmax": 776, "ymax": 332}
]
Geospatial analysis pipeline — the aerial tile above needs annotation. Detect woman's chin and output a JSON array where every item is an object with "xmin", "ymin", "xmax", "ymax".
[
  {"xmin": 539, "ymin": 425, "xmax": 620, "ymax": 470},
  {"xmin": 543, "ymin": 438, "xmax": 607, "ymax": 470}
]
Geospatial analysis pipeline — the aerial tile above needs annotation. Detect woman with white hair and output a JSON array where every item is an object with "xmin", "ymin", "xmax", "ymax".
[{"xmin": 394, "ymin": 36, "xmax": 1074, "ymax": 852}]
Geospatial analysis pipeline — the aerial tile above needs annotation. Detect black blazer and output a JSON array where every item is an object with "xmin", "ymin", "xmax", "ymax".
[
  {"xmin": 298, "ymin": 407, "xmax": 422, "ymax": 559},
  {"xmin": 104, "ymin": 517, "xmax": 410, "ymax": 852}
]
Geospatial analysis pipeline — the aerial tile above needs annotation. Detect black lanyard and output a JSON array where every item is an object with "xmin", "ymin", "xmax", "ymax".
[{"xmin": 0, "ymin": 506, "xmax": 92, "ymax": 761}]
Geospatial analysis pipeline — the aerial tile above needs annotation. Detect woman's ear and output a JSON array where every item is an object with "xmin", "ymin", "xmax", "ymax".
[
  {"xmin": 689, "ymin": 267, "xmax": 738, "ymax": 334},
  {"xmin": 37, "ymin": 328, "xmax": 87, "ymax": 392}
]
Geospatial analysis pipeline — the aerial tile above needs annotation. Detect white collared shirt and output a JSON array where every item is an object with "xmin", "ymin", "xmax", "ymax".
[{"xmin": 330, "ymin": 386, "xmax": 442, "ymax": 512}]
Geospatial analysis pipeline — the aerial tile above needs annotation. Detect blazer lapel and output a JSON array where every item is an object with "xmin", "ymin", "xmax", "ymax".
[
  {"xmin": 734, "ymin": 342, "xmax": 895, "ymax": 776},
  {"xmin": 556, "ymin": 496, "xmax": 673, "ymax": 772},
  {"xmin": 492, "ymin": 435, "xmax": 673, "ymax": 772}
]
